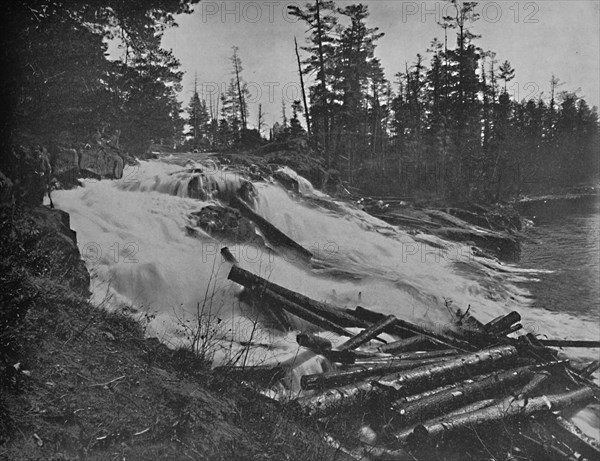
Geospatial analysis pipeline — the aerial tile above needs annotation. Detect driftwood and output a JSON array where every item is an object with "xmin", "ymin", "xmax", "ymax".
[
  {"xmin": 377, "ymin": 335, "xmax": 440, "ymax": 354},
  {"xmin": 578, "ymin": 360, "xmax": 600, "ymax": 378},
  {"xmin": 351, "ymin": 306, "xmax": 476, "ymax": 351},
  {"xmin": 301, "ymin": 356, "xmax": 455, "ymax": 391},
  {"xmin": 228, "ymin": 266, "xmax": 370, "ymax": 328},
  {"xmin": 229, "ymin": 196, "xmax": 313, "ymax": 260},
  {"xmin": 484, "ymin": 311, "xmax": 521, "ymax": 334},
  {"xmin": 294, "ymin": 345, "xmax": 518, "ymax": 417},
  {"xmin": 388, "ymin": 349, "xmax": 459, "ymax": 361},
  {"xmin": 387, "ymin": 366, "xmax": 534, "ymax": 428},
  {"xmin": 297, "ymin": 333, "xmax": 332, "ymax": 352},
  {"xmin": 538, "ymin": 339, "xmax": 600, "ymax": 348},
  {"xmin": 338, "ymin": 315, "xmax": 397, "ymax": 351},
  {"xmin": 220, "ymin": 246, "xmax": 238, "ymax": 264},
  {"xmin": 255, "ymin": 287, "xmax": 355, "ymax": 337},
  {"xmin": 395, "ymin": 387, "xmax": 595, "ymax": 445},
  {"xmin": 542, "ymin": 414, "xmax": 600, "ymax": 460}
]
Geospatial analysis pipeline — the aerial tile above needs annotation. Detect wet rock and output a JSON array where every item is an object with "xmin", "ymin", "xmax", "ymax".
[
  {"xmin": 27, "ymin": 207, "xmax": 90, "ymax": 294},
  {"xmin": 52, "ymin": 143, "xmax": 124, "ymax": 188},
  {"xmin": 273, "ymin": 169, "xmax": 299, "ymax": 193},
  {"xmin": 79, "ymin": 145, "xmax": 124, "ymax": 180},
  {"xmin": 189, "ymin": 205, "xmax": 264, "ymax": 245}
]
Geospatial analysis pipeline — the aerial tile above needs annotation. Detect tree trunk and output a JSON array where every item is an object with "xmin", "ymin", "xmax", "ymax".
[
  {"xmin": 229, "ymin": 196, "xmax": 313, "ymax": 260},
  {"xmin": 293, "ymin": 345, "xmax": 517, "ymax": 417},
  {"xmin": 396, "ymin": 387, "xmax": 595, "ymax": 445},
  {"xmin": 252, "ymin": 287, "xmax": 355, "ymax": 337},
  {"xmin": 338, "ymin": 315, "xmax": 397, "ymax": 351},
  {"xmin": 301, "ymin": 356, "xmax": 454, "ymax": 391},
  {"xmin": 538, "ymin": 339, "xmax": 600, "ymax": 348},
  {"xmin": 484, "ymin": 311, "xmax": 521, "ymax": 334},
  {"xmin": 543, "ymin": 414, "xmax": 600, "ymax": 460},
  {"xmin": 352, "ymin": 306, "xmax": 476, "ymax": 351},
  {"xmin": 387, "ymin": 366, "xmax": 534, "ymax": 428},
  {"xmin": 228, "ymin": 266, "xmax": 370, "ymax": 328},
  {"xmin": 297, "ymin": 333, "xmax": 332, "ymax": 352},
  {"xmin": 294, "ymin": 37, "xmax": 311, "ymax": 136}
]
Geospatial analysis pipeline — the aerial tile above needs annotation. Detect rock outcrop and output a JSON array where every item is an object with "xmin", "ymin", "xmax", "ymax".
[
  {"xmin": 53, "ymin": 143, "xmax": 124, "ymax": 187},
  {"xmin": 28, "ymin": 206, "xmax": 91, "ymax": 294},
  {"xmin": 188, "ymin": 205, "xmax": 265, "ymax": 246}
]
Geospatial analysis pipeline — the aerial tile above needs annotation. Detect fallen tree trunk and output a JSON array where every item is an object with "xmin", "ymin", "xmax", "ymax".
[
  {"xmin": 352, "ymin": 306, "xmax": 476, "ymax": 351},
  {"xmin": 388, "ymin": 366, "xmax": 533, "ymax": 428},
  {"xmin": 228, "ymin": 266, "xmax": 370, "ymax": 328},
  {"xmin": 538, "ymin": 339, "xmax": 600, "ymax": 348},
  {"xmin": 338, "ymin": 315, "xmax": 397, "ymax": 351},
  {"xmin": 388, "ymin": 349, "xmax": 459, "ymax": 362},
  {"xmin": 297, "ymin": 333, "xmax": 332, "ymax": 352},
  {"xmin": 542, "ymin": 414, "xmax": 600, "ymax": 460},
  {"xmin": 293, "ymin": 345, "xmax": 517, "ymax": 417},
  {"xmin": 344, "ymin": 355, "xmax": 456, "ymax": 370},
  {"xmin": 395, "ymin": 387, "xmax": 595, "ymax": 446},
  {"xmin": 484, "ymin": 311, "xmax": 521, "ymax": 334},
  {"xmin": 301, "ymin": 356, "xmax": 455, "ymax": 390},
  {"xmin": 254, "ymin": 287, "xmax": 355, "ymax": 337},
  {"xmin": 230, "ymin": 196, "xmax": 313, "ymax": 260}
]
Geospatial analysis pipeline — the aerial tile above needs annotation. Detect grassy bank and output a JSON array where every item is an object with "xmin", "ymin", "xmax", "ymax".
[{"xmin": 0, "ymin": 205, "xmax": 347, "ymax": 460}]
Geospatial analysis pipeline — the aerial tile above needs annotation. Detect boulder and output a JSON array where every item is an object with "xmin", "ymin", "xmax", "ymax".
[
  {"xmin": 189, "ymin": 205, "xmax": 264, "ymax": 246},
  {"xmin": 28, "ymin": 207, "xmax": 90, "ymax": 294},
  {"xmin": 79, "ymin": 145, "xmax": 124, "ymax": 180}
]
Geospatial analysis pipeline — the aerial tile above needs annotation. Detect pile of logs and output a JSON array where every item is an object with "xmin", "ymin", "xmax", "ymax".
[{"xmin": 225, "ymin": 261, "xmax": 600, "ymax": 461}]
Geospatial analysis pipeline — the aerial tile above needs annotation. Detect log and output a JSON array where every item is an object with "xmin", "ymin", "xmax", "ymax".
[
  {"xmin": 228, "ymin": 266, "xmax": 370, "ymax": 328},
  {"xmin": 542, "ymin": 414, "xmax": 600, "ymax": 460},
  {"xmin": 293, "ymin": 345, "xmax": 518, "ymax": 417},
  {"xmin": 501, "ymin": 370, "xmax": 550, "ymax": 402},
  {"xmin": 389, "ymin": 349, "xmax": 459, "ymax": 361},
  {"xmin": 352, "ymin": 306, "xmax": 476, "ymax": 351},
  {"xmin": 578, "ymin": 360, "xmax": 600, "ymax": 378},
  {"xmin": 301, "ymin": 356, "xmax": 455, "ymax": 390},
  {"xmin": 297, "ymin": 333, "xmax": 332, "ymax": 352},
  {"xmin": 484, "ymin": 311, "xmax": 521, "ymax": 334},
  {"xmin": 341, "ymin": 356, "xmax": 456, "ymax": 370},
  {"xmin": 377, "ymin": 335, "xmax": 440, "ymax": 354},
  {"xmin": 395, "ymin": 387, "xmax": 595, "ymax": 445},
  {"xmin": 498, "ymin": 323, "xmax": 522, "ymax": 336},
  {"xmin": 387, "ymin": 366, "xmax": 534, "ymax": 428},
  {"xmin": 220, "ymin": 246, "xmax": 238, "ymax": 264},
  {"xmin": 229, "ymin": 196, "xmax": 313, "ymax": 260},
  {"xmin": 538, "ymin": 339, "xmax": 600, "ymax": 348},
  {"xmin": 338, "ymin": 315, "xmax": 397, "ymax": 351},
  {"xmin": 440, "ymin": 399, "xmax": 496, "ymax": 418},
  {"xmin": 255, "ymin": 288, "xmax": 355, "ymax": 337}
]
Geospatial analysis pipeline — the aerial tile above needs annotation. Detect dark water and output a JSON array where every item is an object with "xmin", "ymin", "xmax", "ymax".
[{"xmin": 517, "ymin": 196, "xmax": 600, "ymax": 321}]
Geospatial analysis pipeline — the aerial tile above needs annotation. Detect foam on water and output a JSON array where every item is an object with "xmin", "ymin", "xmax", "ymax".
[{"xmin": 53, "ymin": 159, "xmax": 599, "ymax": 431}]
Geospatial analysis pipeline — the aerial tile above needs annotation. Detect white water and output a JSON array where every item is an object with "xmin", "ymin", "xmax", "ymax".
[{"xmin": 53, "ymin": 158, "xmax": 598, "ymax": 434}]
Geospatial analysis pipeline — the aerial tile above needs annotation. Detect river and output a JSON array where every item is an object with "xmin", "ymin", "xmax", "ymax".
[
  {"xmin": 517, "ymin": 196, "xmax": 600, "ymax": 321},
  {"xmin": 51, "ymin": 156, "xmax": 599, "ymax": 436}
]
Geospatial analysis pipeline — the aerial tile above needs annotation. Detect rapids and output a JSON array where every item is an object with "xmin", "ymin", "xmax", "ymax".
[{"xmin": 53, "ymin": 156, "xmax": 598, "ymax": 433}]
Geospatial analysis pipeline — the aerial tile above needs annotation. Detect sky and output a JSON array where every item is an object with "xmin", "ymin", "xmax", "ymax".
[{"xmin": 159, "ymin": 1, "xmax": 600, "ymax": 128}]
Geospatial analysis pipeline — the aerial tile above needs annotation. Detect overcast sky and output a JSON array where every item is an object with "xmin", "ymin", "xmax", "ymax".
[{"xmin": 160, "ymin": 1, "xmax": 600, "ymax": 128}]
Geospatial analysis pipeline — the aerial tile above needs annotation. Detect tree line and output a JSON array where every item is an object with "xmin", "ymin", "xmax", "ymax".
[
  {"xmin": 1, "ymin": 0, "xmax": 597, "ymax": 203},
  {"xmin": 187, "ymin": 0, "xmax": 598, "ymax": 201}
]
